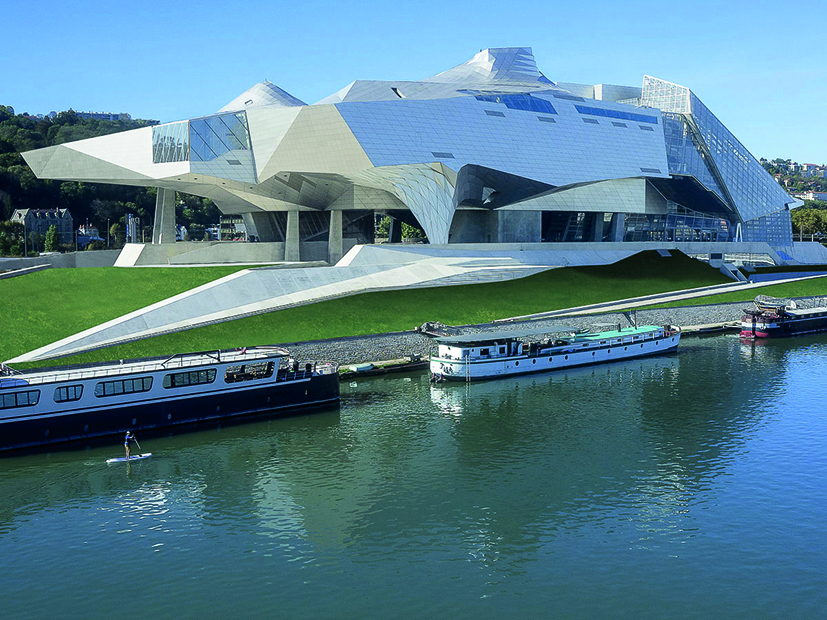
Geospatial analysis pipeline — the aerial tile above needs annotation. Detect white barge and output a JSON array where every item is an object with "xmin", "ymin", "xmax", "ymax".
[
  {"xmin": 0, "ymin": 346, "xmax": 339, "ymax": 453},
  {"xmin": 429, "ymin": 324, "xmax": 681, "ymax": 381}
]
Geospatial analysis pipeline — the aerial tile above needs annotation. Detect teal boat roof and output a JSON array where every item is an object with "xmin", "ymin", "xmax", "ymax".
[
  {"xmin": 577, "ymin": 325, "xmax": 661, "ymax": 340},
  {"xmin": 436, "ymin": 325, "xmax": 662, "ymax": 345}
]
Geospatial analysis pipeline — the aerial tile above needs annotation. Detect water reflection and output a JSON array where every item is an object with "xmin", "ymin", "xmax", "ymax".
[{"xmin": 1, "ymin": 335, "xmax": 825, "ymax": 616}]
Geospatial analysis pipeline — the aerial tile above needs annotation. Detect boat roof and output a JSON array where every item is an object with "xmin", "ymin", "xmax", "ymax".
[
  {"xmin": 2, "ymin": 346, "xmax": 289, "ymax": 388},
  {"xmin": 436, "ymin": 326, "xmax": 579, "ymax": 344},
  {"xmin": 436, "ymin": 324, "xmax": 664, "ymax": 345},
  {"xmin": 577, "ymin": 325, "xmax": 661, "ymax": 340}
]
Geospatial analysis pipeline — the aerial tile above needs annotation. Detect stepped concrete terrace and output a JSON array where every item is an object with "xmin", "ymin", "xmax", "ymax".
[{"xmin": 8, "ymin": 241, "xmax": 827, "ymax": 364}]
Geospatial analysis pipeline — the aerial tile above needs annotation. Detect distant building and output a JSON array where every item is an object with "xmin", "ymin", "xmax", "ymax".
[
  {"xmin": 75, "ymin": 111, "xmax": 132, "ymax": 122},
  {"xmin": 801, "ymin": 191, "xmax": 827, "ymax": 201},
  {"xmin": 78, "ymin": 223, "xmax": 100, "ymax": 238},
  {"xmin": 12, "ymin": 208, "xmax": 74, "ymax": 242}
]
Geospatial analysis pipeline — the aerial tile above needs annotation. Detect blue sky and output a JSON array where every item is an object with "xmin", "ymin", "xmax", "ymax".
[{"xmin": 3, "ymin": 0, "xmax": 825, "ymax": 162}]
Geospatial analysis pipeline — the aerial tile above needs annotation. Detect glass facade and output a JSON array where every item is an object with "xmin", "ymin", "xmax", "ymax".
[
  {"xmin": 189, "ymin": 112, "xmax": 251, "ymax": 162},
  {"xmin": 689, "ymin": 93, "xmax": 792, "ymax": 222},
  {"xmin": 151, "ymin": 112, "xmax": 251, "ymax": 164},
  {"xmin": 741, "ymin": 209, "xmax": 793, "ymax": 246},
  {"xmin": 624, "ymin": 204, "xmax": 731, "ymax": 242},
  {"xmin": 661, "ymin": 113, "xmax": 729, "ymax": 205},
  {"xmin": 152, "ymin": 121, "xmax": 189, "ymax": 163}
]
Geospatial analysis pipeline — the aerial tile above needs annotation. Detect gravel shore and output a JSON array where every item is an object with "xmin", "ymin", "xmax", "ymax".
[{"xmin": 283, "ymin": 295, "xmax": 827, "ymax": 367}]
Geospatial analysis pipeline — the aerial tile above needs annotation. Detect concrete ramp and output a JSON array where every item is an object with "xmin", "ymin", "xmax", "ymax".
[{"xmin": 8, "ymin": 257, "xmax": 547, "ymax": 363}]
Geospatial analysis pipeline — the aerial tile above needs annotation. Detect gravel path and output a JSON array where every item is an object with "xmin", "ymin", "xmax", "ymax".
[{"xmin": 282, "ymin": 295, "xmax": 827, "ymax": 367}]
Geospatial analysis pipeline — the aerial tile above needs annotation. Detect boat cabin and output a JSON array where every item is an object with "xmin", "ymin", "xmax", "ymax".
[{"xmin": 435, "ymin": 327, "xmax": 579, "ymax": 361}]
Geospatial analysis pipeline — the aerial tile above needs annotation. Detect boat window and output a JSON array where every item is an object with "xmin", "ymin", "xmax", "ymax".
[
  {"xmin": 480, "ymin": 348, "xmax": 490, "ymax": 356},
  {"xmin": 0, "ymin": 390, "xmax": 40, "ymax": 409},
  {"xmin": 499, "ymin": 347, "xmax": 505, "ymax": 354},
  {"xmin": 163, "ymin": 369, "xmax": 217, "ymax": 389},
  {"xmin": 224, "ymin": 361, "xmax": 275, "ymax": 383},
  {"xmin": 94, "ymin": 377, "xmax": 153, "ymax": 398},
  {"xmin": 600, "ymin": 341, "xmax": 607, "ymax": 345},
  {"xmin": 54, "ymin": 385, "xmax": 83, "ymax": 403}
]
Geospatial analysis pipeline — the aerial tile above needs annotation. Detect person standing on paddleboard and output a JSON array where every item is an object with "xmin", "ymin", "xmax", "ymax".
[{"xmin": 124, "ymin": 431, "xmax": 137, "ymax": 460}]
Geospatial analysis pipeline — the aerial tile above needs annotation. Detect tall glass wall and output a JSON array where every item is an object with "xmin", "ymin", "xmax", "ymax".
[
  {"xmin": 689, "ymin": 93, "xmax": 792, "ymax": 222},
  {"xmin": 661, "ymin": 113, "xmax": 728, "ymax": 205}
]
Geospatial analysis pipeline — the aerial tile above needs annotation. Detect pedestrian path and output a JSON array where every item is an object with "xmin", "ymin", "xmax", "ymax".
[{"xmin": 496, "ymin": 272, "xmax": 827, "ymax": 322}]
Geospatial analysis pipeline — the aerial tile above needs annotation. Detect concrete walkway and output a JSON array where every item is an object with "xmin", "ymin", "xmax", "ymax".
[{"xmin": 496, "ymin": 272, "xmax": 827, "ymax": 322}]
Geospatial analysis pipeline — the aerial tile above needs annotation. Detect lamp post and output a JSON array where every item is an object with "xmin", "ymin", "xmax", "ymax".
[{"xmin": 107, "ymin": 218, "xmax": 110, "ymax": 249}]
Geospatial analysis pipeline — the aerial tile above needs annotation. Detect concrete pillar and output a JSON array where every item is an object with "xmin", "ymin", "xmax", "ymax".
[
  {"xmin": 285, "ymin": 210, "xmax": 300, "ymax": 261},
  {"xmin": 388, "ymin": 217, "xmax": 403, "ymax": 243},
  {"xmin": 328, "ymin": 210, "xmax": 343, "ymax": 264},
  {"xmin": 152, "ymin": 188, "xmax": 176, "ymax": 244},
  {"xmin": 610, "ymin": 213, "xmax": 626, "ymax": 242},
  {"xmin": 591, "ymin": 212, "xmax": 605, "ymax": 242}
]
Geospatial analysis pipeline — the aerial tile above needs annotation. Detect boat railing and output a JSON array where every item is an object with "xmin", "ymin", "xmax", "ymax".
[{"xmin": 13, "ymin": 348, "xmax": 290, "ymax": 387}]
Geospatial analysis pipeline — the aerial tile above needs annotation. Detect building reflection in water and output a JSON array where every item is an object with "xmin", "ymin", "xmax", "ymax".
[{"xmin": 0, "ymin": 336, "xmax": 812, "ymax": 580}]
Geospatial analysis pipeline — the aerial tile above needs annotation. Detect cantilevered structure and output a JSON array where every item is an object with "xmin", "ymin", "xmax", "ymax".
[{"xmin": 23, "ymin": 47, "xmax": 799, "ymax": 261}]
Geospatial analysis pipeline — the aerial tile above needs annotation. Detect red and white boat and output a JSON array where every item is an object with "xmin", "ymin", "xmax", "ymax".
[{"xmin": 740, "ymin": 297, "xmax": 827, "ymax": 339}]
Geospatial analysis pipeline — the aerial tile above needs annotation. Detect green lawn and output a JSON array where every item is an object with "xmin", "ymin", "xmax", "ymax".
[
  {"xmin": 3, "ymin": 251, "xmax": 730, "ymax": 367},
  {"xmin": 639, "ymin": 276, "xmax": 827, "ymax": 310},
  {"xmin": 0, "ymin": 266, "xmax": 251, "ymax": 363}
]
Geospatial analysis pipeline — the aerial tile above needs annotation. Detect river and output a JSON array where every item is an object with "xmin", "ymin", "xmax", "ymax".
[{"xmin": 1, "ymin": 334, "xmax": 825, "ymax": 619}]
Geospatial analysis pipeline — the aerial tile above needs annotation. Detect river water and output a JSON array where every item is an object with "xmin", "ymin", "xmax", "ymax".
[{"xmin": 1, "ymin": 334, "xmax": 826, "ymax": 619}]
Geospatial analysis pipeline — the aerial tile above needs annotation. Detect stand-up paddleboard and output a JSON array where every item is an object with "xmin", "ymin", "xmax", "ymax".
[{"xmin": 106, "ymin": 453, "xmax": 152, "ymax": 464}]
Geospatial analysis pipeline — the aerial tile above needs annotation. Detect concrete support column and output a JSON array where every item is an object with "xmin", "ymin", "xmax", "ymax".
[
  {"xmin": 285, "ymin": 210, "xmax": 300, "ymax": 262},
  {"xmin": 152, "ymin": 188, "xmax": 176, "ymax": 244},
  {"xmin": 328, "ymin": 210, "xmax": 343, "ymax": 264},
  {"xmin": 388, "ymin": 217, "xmax": 403, "ymax": 243},
  {"xmin": 610, "ymin": 213, "xmax": 626, "ymax": 242},
  {"xmin": 591, "ymin": 212, "xmax": 605, "ymax": 242}
]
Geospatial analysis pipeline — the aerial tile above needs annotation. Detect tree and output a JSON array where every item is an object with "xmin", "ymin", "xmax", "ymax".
[{"xmin": 44, "ymin": 224, "xmax": 58, "ymax": 252}]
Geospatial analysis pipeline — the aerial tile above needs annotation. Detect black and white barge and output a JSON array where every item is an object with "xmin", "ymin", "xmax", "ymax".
[{"xmin": 0, "ymin": 346, "xmax": 339, "ymax": 453}]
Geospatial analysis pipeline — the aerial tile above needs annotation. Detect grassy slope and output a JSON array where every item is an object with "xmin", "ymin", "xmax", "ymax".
[
  {"xmin": 0, "ymin": 266, "xmax": 251, "ymax": 362},
  {"xmin": 5, "ymin": 251, "xmax": 729, "ymax": 367},
  {"xmin": 641, "ymin": 276, "xmax": 827, "ymax": 310}
]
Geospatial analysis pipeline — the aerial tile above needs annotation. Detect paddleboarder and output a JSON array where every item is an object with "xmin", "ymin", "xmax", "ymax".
[{"xmin": 124, "ymin": 431, "xmax": 138, "ymax": 460}]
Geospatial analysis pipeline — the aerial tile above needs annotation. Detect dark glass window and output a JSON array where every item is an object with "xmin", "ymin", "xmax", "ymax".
[
  {"xmin": 475, "ymin": 94, "xmax": 557, "ymax": 114},
  {"xmin": 224, "ymin": 362, "xmax": 275, "ymax": 383},
  {"xmin": 612, "ymin": 121, "xmax": 627, "ymax": 128},
  {"xmin": 575, "ymin": 104, "xmax": 659, "ymax": 124},
  {"xmin": 54, "ymin": 385, "xmax": 83, "ymax": 403},
  {"xmin": 0, "ymin": 390, "xmax": 40, "ymax": 409},
  {"xmin": 639, "ymin": 167, "xmax": 662, "ymax": 174},
  {"xmin": 163, "ymin": 369, "xmax": 217, "ymax": 389},
  {"xmin": 583, "ymin": 118, "xmax": 599, "ymax": 124},
  {"xmin": 484, "ymin": 110, "xmax": 506, "ymax": 117},
  {"xmin": 431, "ymin": 152, "xmax": 455, "ymax": 159},
  {"xmin": 552, "ymin": 93, "xmax": 585, "ymax": 102},
  {"xmin": 538, "ymin": 116, "xmax": 556, "ymax": 123},
  {"xmin": 94, "ymin": 377, "xmax": 153, "ymax": 398},
  {"xmin": 639, "ymin": 125, "xmax": 655, "ymax": 131}
]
